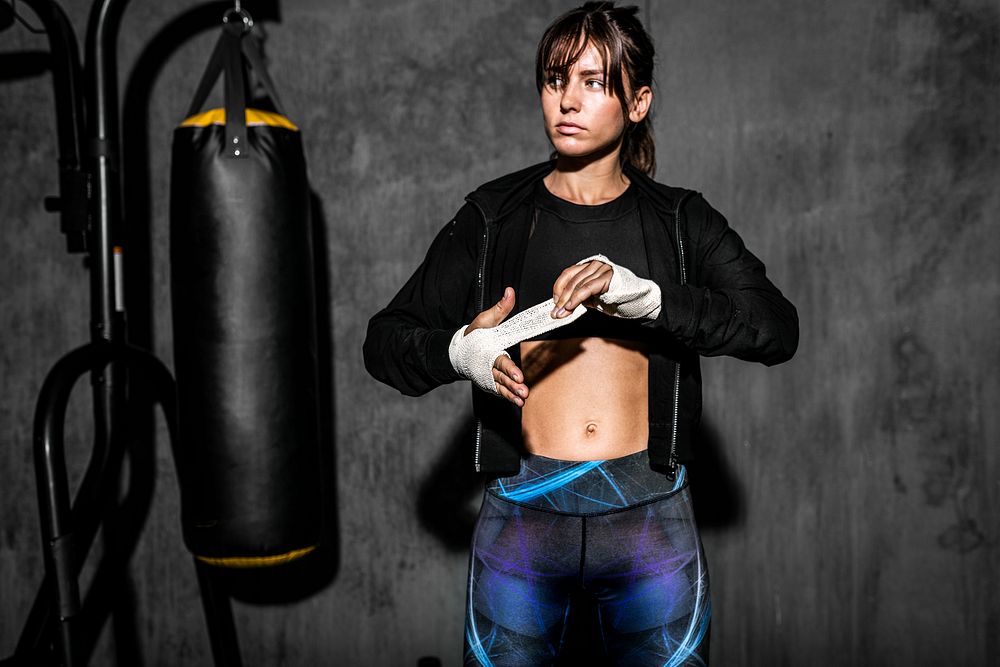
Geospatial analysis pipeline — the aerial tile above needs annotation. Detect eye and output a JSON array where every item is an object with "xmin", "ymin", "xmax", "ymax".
[
  {"xmin": 546, "ymin": 74, "xmax": 564, "ymax": 90},
  {"xmin": 585, "ymin": 79, "xmax": 605, "ymax": 90}
]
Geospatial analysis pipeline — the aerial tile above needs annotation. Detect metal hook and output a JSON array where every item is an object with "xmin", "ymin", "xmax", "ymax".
[{"xmin": 222, "ymin": 2, "xmax": 253, "ymax": 33}]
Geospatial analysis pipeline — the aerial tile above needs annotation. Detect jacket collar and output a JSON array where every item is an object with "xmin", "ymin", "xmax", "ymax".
[
  {"xmin": 465, "ymin": 160, "xmax": 555, "ymax": 223},
  {"xmin": 466, "ymin": 160, "xmax": 688, "ymax": 223},
  {"xmin": 623, "ymin": 163, "xmax": 690, "ymax": 218}
]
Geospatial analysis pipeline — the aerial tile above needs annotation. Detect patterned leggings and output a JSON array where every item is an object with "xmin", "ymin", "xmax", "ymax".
[{"xmin": 464, "ymin": 450, "xmax": 711, "ymax": 666}]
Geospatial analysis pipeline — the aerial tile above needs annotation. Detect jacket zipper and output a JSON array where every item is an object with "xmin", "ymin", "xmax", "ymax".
[
  {"xmin": 468, "ymin": 198, "xmax": 491, "ymax": 472},
  {"xmin": 669, "ymin": 193, "xmax": 691, "ymax": 479}
]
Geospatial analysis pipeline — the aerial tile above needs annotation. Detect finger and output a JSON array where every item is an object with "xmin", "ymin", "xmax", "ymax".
[
  {"xmin": 493, "ymin": 361, "xmax": 529, "ymax": 402},
  {"xmin": 494, "ymin": 359, "xmax": 527, "ymax": 395},
  {"xmin": 493, "ymin": 368, "xmax": 527, "ymax": 399},
  {"xmin": 563, "ymin": 270, "xmax": 612, "ymax": 311},
  {"xmin": 551, "ymin": 265, "xmax": 598, "ymax": 315},
  {"xmin": 554, "ymin": 265, "xmax": 609, "ymax": 315},
  {"xmin": 494, "ymin": 355, "xmax": 525, "ymax": 385},
  {"xmin": 552, "ymin": 263, "xmax": 605, "ymax": 304},
  {"xmin": 552, "ymin": 264, "xmax": 589, "ymax": 302},
  {"xmin": 493, "ymin": 367, "xmax": 528, "ymax": 405},
  {"xmin": 495, "ymin": 380, "xmax": 524, "ymax": 407}
]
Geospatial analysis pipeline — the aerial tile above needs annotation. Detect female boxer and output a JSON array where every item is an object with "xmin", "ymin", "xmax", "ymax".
[{"xmin": 364, "ymin": 3, "xmax": 798, "ymax": 664}]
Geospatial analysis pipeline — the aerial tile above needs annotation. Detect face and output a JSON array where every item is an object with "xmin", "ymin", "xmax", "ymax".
[{"xmin": 540, "ymin": 42, "xmax": 651, "ymax": 162}]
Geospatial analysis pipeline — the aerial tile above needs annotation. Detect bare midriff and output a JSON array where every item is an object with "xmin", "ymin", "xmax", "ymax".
[{"xmin": 519, "ymin": 337, "xmax": 649, "ymax": 460}]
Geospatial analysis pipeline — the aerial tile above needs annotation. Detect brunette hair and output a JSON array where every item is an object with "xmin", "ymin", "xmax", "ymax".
[{"xmin": 535, "ymin": 2, "xmax": 656, "ymax": 175}]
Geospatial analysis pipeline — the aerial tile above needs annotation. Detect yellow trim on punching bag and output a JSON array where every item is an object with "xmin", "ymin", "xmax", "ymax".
[
  {"xmin": 195, "ymin": 545, "xmax": 316, "ymax": 568},
  {"xmin": 179, "ymin": 107, "xmax": 299, "ymax": 131}
]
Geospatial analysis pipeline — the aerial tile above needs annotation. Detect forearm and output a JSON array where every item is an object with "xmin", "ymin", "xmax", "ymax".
[
  {"xmin": 645, "ymin": 195, "xmax": 799, "ymax": 365},
  {"xmin": 656, "ymin": 281, "xmax": 798, "ymax": 365},
  {"xmin": 363, "ymin": 315, "xmax": 461, "ymax": 396},
  {"xmin": 362, "ymin": 210, "xmax": 480, "ymax": 395}
]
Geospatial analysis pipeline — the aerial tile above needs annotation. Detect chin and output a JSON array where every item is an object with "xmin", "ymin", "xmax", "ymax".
[
  {"xmin": 549, "ymin": 135, "xmax": 621, "ymax": 163},
  {"xmin": 552, "ymin": 146, "xmax": 610, "ymax": 163},
  {"xmin": 550, "ymin": 139, "xmax": 595, "ymax": 159}
]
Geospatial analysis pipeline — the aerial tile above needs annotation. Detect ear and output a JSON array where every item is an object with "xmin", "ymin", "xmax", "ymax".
[{"xmin": 628, "ymin": 86, "xmax": 652, "ymax": 123}]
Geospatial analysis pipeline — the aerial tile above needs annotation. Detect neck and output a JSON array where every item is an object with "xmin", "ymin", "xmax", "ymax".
[{"xmin": 545, "ymin": 149, "xmax": 630, "ymax": 205}]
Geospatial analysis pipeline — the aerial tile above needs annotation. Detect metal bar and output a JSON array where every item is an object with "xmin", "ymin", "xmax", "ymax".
[
  {"xmin": 29, "ymin": 340, "xmax": 182, "ymax": 666},
  {"xmin": 83, "ymin": 5, "xmax": 130, "ymax": 664},
  {"xmin": 32, "ymin": 342, "xmax": 112, "ymax": 666},
  {"xmin": 195, "ymin": 562, "xmax": 244, "ymax": 667},
  {"xmin": 17, "ymin": 0, "xmax": 88, "ymax": 251},
  {"xmin": 84, "ymin": 0, "xmax": 129, "ymax": 345}
]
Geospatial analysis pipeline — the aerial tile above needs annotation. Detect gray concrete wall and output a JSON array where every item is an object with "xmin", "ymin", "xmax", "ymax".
[{"xmin": 2, "ymin": 0, "xmax": 997, "ymax": 665}]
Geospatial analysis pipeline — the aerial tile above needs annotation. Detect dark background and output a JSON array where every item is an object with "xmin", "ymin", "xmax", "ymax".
[{"xmin": 1, "ymin": 0, "xmax": 998, "ymax": 665}]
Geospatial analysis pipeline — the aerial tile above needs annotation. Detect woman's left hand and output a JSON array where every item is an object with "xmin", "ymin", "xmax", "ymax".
[{"xmin": 551, "ymin": 259, "xmax": 613, "ymax": 318}]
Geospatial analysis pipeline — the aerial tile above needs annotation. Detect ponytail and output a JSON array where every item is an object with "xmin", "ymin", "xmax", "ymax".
[{"xmin": 623, "ymin": 116, "xmax": 655, "ymax": 176}]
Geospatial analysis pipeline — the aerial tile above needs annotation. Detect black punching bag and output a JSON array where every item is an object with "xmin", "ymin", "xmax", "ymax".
[{"xmin": 169, "ymin": 15, "xmax": 321, "ymax": 567}]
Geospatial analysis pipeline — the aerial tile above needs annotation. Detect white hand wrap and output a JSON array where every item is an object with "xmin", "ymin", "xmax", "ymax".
[
  {"xmin": 576, "ymin": 254, "xmax": 662, "ymax": 320},
  {"xmin": 448, "ymin": 298, "xmax": 586, "ymax": 394}
]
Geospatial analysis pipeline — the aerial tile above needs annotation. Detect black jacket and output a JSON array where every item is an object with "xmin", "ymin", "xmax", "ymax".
[{"xmin": 363, "ymin": 161, "xmax": 798, "ymax": 475}]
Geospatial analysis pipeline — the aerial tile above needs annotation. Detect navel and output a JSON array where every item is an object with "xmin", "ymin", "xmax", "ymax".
[{"xmin": 585, "ymin": 422, "xmax": 599, "ymax": 437}]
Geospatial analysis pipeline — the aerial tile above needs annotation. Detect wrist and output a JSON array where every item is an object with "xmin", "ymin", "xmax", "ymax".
[{"xmin": 575, "ymin": 254, "xmax": 661, "ymax": 320}]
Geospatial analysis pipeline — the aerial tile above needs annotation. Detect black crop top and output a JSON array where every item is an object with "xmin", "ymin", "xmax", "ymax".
[{"xmin": 518, "ymin": 181, "xmax": 655, "ymax": 343}]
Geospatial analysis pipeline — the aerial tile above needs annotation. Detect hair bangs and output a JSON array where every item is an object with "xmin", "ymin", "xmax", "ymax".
[
  {"xmin": 535, "ymin": 14, "xmax": 628, "ymax": 103},
  {"xmin": 535, "ymin": 3, "xmax": 657, "ymax": 175}
]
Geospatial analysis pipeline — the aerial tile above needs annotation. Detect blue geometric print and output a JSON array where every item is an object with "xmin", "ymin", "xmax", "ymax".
[{"xmin": 466, "ymin": 450, "xmax": 710, "ymax": 665}]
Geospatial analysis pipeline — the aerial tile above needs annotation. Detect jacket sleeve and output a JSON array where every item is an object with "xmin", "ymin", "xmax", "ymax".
[
  {"xmin": 363, "ymin": 207, "xmax": 480, "ymax": 395},
  {"xmin": 648, "ymin": 194, "xmax": 799, "ymax": 365}
]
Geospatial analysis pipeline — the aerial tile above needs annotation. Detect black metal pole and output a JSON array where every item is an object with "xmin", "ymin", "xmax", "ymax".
[
  {"xmin": 32, "ymin": 343, "xmax": 111, "ymax": 667},
  {"xmin": 18, "ymin": 0, "xmax": 88, "ymax": 253},
  {"xmin": 195, "ymin": 562, "xmax": 245, "ymax": 667},
  {"xmin": 29, "ymin": 341, "xmax": 181, "ymax": 666},
  {"xmin": 84, "ymin": 5, "xmax": 141, "ymax": 665},
  {"xmin": 84, "ymin": 0, "xmax": 129, "ymax": 347},
  {"xmin": 83, "ymin": 0, "xmax": 129, "ymax": 461},
  {"xmin": 84, "ymin": 0, "xmax": 128, "ymax": 490}
]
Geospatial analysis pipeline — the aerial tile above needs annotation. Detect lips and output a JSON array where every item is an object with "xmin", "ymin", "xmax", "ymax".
[{"xmin": 555, "ymin": 122, "xmax": 583, "ymax": 135}]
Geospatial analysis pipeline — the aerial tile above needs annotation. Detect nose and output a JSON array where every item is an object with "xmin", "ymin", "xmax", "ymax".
[{"xmin": 559, "ymin": 85, "xmax": 580, "ymax": 114}]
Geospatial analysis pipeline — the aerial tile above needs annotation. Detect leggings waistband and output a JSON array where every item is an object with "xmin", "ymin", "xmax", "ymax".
[{"xmin": 486, "ymin": 449, "xmax": 687, "ymax": 516}]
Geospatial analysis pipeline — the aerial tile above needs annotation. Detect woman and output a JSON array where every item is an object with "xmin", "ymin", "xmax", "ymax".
[{"xmin": 364, "ymin": 3, "xmax": 798, "ymax": 665}]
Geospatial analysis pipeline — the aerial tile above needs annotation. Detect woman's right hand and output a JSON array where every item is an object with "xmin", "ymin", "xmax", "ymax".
[{"xmin": 466, "ymin": 287, "xmax": 530, "ymax": 407}]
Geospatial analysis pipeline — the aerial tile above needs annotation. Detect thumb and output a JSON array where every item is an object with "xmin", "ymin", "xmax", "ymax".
[{"xmin": 486, "ymin": 287, "xmax": 515, "ymax": 326}]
